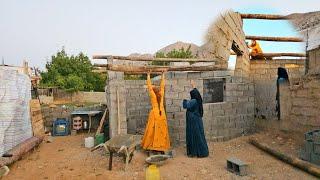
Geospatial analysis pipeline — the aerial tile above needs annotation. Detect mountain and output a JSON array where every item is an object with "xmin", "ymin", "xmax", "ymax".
[
  {"xmin": 287, "ymin": 11, "xmax": 320, "ymax": 50},
  {"xmin": 287, "ymin": 11, "xmax": 320, "ymax": 31},
  {"xmin": 156, "ymin": 41, "xmax": 200, "ymax": 56}
]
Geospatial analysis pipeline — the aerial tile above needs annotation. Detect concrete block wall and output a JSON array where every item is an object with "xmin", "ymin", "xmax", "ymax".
[
  {"xmin": 307, "ymin": 47, "xmax": 320, "ymax": 75},
  {"xmin": 280, "ymin": 76, "xmax": 320, "ymax": 133},
  {"xmin": 250, "ymin": 59, "xmax": 305, "ymax": 119},
  {"xmin": 41, "ymin": 104, "xmax": 106, "ymax": 132},
  {"xmin": 106, "ymin": 71, "xmax": 127, "ymax": 137},
  {"xmin": 165, "ymin": 71, "xmax": 255, "ymax": 145},
  {"xmin": 125, "ymin": 80, "xmax": 151, "ymax": 134}
]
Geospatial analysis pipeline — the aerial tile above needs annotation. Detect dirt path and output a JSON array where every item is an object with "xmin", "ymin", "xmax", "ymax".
[{"xmin": 3, "ymin": 133, "xmax": 317, "ymax": 180}]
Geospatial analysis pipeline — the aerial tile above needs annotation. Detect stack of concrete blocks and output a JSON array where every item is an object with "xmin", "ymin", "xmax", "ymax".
[
  {"xmin": 249, "ymin": 59, "xmax": 305, "ymax": 120},
  {"xmin": 165, "ymin": 71, "xmax": 255, "ymax": 145}
]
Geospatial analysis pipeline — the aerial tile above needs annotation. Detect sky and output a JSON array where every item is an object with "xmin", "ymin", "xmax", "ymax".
[{"xmin": 0, "ymin": 0, "xmax": 319, "ymax": 69}]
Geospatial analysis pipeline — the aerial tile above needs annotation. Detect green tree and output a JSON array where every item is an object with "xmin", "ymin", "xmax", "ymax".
[
  {"xmin": 40, "ymin": 48, "xmax": 106, "ymax": 92},
  {"xmin": 152, "ymin": 45, "xmax": 194, "ymax": 66}
]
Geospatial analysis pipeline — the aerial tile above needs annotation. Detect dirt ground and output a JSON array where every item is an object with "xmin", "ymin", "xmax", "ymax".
[{"xmin": 3, "ymin": 132, "xmax": 317, "ymax": 180}]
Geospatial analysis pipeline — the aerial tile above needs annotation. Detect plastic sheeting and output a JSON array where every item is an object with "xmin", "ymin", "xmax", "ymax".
[{"xmin": 0, "ymin": 67, "xmax": 33, "ymax": 156}]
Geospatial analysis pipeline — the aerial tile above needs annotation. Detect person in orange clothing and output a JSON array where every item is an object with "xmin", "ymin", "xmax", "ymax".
[
  {"xmin": 141, "ymin": 71, "xmax": 170, "ymax": 152},
  {"xmin": 248, "ymin": 39, "xmax": 264, "ymax": 59}
]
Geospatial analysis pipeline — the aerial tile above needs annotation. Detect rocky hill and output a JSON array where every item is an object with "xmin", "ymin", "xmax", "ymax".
[
  {"xmin": 287, "ymin": 11, "xmax": 320, "ymax": 50},
  {"xmin": 287, "ymin": 11, "xmax": 320, "ymax": 31},
  {"xmin": 156, "ymin": 41, "xmax": 200, "ymax": 56}
]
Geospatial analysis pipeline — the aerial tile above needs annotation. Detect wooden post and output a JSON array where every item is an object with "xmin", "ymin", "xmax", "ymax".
[
  {"xmin": 109, "ymin": 151, "xmax": 113, "ymax": 170},
  {"xmin": 117, "ymin": 89, "xmax": 120, "ymax": 135},
  {"xmin": 96, "ymin": 108, "xmax": 108, "ymax": 135}
]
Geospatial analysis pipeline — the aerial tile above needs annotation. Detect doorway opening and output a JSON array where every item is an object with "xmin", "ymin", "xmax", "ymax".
[{"xmin": 276, "ymin": 67, "xmax": 289, "ymax": 120}]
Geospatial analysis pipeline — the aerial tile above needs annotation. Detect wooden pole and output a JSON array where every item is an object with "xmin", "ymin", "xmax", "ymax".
[
  {"xmin": 117, "ymin": 89, "xmax": 121, "ymax": 135},
  {"xmin": 240, "ymin": 13, "xmax": 287, "ymax": 20},
  {"xmin": 94, "ymin": 64, "xmax": 225, "ymax": 73},
  {"xmin": 250, "ymin": 138, "xmax": 320, "ymax": 178},
  {"xmin": 251, "ymin": 53, "xmax": 306, "ymax": 58},
  {"xmin": 92, "ymin": 55, "xmax": 218, "ymax": 63},
  {"xmin": 246, "ymin": 35, "xmax": 303, "ymax": 42},
  {"xmin": 96, "ymin": 108, "xmax": 108, "ymax": 136},
  {"xmin": 0, "ymin": 137, "xmax": 42, "ymax": 167}
]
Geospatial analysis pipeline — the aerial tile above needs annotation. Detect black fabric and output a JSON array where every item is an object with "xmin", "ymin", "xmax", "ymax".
[
  {"xmin": 190, "ymin": 88, "xmax": 203, "ymax": 117},
  {"xmin": 277, "ymin": 67, "xmax": 289, "ymax": 81},
  {"xmin": 183, "ymin": 98, "xmax": 209, "ymax": 158},
  {"xmin": 276, "ymin": 67, "xmax": 289, "ymax": 120}
]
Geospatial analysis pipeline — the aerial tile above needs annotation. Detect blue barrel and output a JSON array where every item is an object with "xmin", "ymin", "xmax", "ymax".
[{"xmin": 52, "ymin": 118, "xmax": 70, "ymax": 136}]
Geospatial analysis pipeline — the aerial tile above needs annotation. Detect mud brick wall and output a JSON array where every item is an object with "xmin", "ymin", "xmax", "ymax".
[
  {"xmin": 250, "ymin": 59, "xmax": 305, "ymax": 119},
  {"xmin": 165, "ymin": 71, "xmax": 255, "ymax": 145},
  {"xmin": 125, "ymin": 80, "xmax": 151, "ymax": 134}
]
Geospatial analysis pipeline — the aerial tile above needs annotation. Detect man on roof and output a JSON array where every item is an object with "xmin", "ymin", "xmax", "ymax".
[{"xmin": 248, "ymin": 39, "xmax": 264, "ymax": 59}]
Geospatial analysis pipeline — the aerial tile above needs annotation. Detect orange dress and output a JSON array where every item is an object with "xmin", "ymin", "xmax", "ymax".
[{"xmin": 141, "ymin": 73, "xmax": 170, "ymax": 151}]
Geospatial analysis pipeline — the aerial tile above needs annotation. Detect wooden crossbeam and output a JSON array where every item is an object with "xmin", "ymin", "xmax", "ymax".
[
  {"xmin": 94, "ymin": 64, "xmax": 225, "ymax": 73},
  {"xmin": 240, "ymin": 13, "xmax": 287, "ymax": 20},
  {"xmin": 251, "ymin": 53, "xmax": 306, "ymax": 58},
  {"xmin": 246, "ymin": 35, "xmax": 303, "ymax": 42},
  {"xmin": 92, "ymin": 55, "xmax": 219, "ymax": 62}
]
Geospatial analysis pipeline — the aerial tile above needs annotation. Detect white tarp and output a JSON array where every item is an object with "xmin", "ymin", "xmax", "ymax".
[{"xmin": 0, "ymin": 67, "xmax": 33, "ymax": 156}]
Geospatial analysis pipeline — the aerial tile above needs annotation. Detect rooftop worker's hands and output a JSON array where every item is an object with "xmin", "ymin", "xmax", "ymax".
[{"xmin": 147, "ymin": 70, "xmax": 151, "ymax": 79}]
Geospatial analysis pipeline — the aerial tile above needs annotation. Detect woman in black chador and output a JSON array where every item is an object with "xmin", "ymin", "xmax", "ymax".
[{"xmin": 182, "ymin": 80, "xmax": 209, "ymax": 158}]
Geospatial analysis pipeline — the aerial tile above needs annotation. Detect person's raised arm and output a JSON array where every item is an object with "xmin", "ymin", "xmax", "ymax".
[
  {"xmin": 147, "ymin": 72, "xmax": 153, "ymax": 91},
  {"xmin": 183, "ymin": 99, "xmax": 197, "ymax": 110},
  {"xmin": 160, "ymin": 71, "xmax": 165, "ymax": 96}
]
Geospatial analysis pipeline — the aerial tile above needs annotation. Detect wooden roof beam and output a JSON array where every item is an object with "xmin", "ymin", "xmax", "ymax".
[
  {"xmin": 251, "ymin": 52, "xmax": 306, "ymax": 58},
  {"xmin": 92, "ymin": 55, "xmax": 219, "ymax": 63},
  {"xmin": 240, "ymin": 13, "xmax": 287, "ymax": 20},
  {"xmin": 246, "ymin": 35, "xmax": 303, "ymax": 42},
  {"xmin": 94, "ymin": 64, "xmax": 225, "ymax": 73}
]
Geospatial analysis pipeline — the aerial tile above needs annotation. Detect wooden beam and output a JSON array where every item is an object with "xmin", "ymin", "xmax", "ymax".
[
  {"xmin": 92, "ymin": 55, "xmax": 219, "ymax": 63},
  {"xmin": 95, "ymin": 64, "xmax": 225, "ymax": 73},
  {"xmin": 251, "ymin": 52, "xmax": 306, "ymax": 58},
  {"xmin": 0, "ymin": 137, "xmax": 42, "ymax": 167},
  {"xmin": 250, "ymin": 138, "xmax": 320, "ymax": 178},
  {"xmin": 240, "ymin": 13, "xmax": 287, "ymax": 20},
  {"xmin": 246, "ymin": 35, "xmax": 303, "ymax": 42},
  {"xmin": 93, "ymin": 68, "xmax": 162, "ymax": 75}
]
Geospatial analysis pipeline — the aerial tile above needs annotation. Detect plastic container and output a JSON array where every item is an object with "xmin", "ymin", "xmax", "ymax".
[
  {"xmin": 145, "ymin": 165, "xmax": 160, "ymax": 180},
  {"xmin": 72, "ymin": 116, "xmax": 82, "ymax": 130},
  {"xmin": 85, "ymin": 137, "xmax": 94, "ymax": 148},
  {"xmin": 52, "ymin": 118, "xmax": 70, "ymax": 136},
  {"xmin": 95, "ymin": 133, "xmax": 105, "ymax": 145}
]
